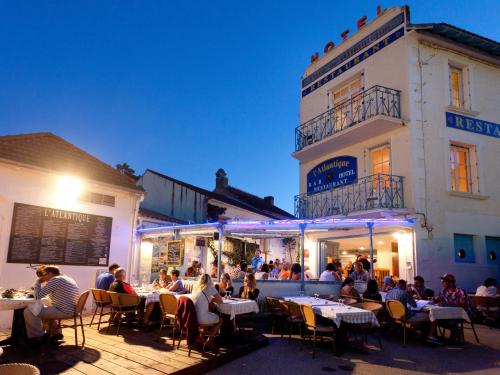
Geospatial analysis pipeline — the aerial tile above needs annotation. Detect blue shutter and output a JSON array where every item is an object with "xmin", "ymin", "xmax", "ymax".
[
  {"xmin": 485, "ymin": 237, "xmax": 500, "ymax": 266},
  {"xmin": 454, "ymin": 234, "xmax": 475, "ymax": 263}
]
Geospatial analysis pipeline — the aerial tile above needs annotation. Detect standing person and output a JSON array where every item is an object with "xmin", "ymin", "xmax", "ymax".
[
  {"xmin": 289, "ymin": 263, "xmax": 302, "ymax": 280},
  {"xmin": 251, "ymin": 249, "xmax": 264, "ymax": 272},
  {"xmin": 24, "ymin": 266, "xmax": 80, "ymax": 344},
  {"xmin": 238, "ymin": 273, "xmax": 260, "ymax": 300},
  {"xmin": 96, "ymin": 263, "xmax": 119, "ymax": 291},
  {"xmin": 350, "ymin": 262, "xmax": 369, "ymax": 282}
]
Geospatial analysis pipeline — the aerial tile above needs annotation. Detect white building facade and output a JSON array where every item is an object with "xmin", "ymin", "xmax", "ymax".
[{"xmin": 293, "ymin": 6, "xmax": 500, "ymax": 290}]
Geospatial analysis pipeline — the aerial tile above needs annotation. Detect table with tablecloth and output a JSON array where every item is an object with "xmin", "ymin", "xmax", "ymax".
[
  {"xmin": 0, "ymin": 297, "xmax": 39, "ymax": 311},
  {"xmin": 424, "ymin": 305, "xmax": 471, "ymax": 322},
  {"xmin": 284, "ymin": 296, "xmax": 379, "ymax": 328},
  {"xmin": 0, "ymin": 296, "xmax": 46, "ymax": 345}
]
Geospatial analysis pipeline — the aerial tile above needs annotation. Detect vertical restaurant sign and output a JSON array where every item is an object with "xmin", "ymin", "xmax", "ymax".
[
  {"xmin": 446, "ymin": 112, "xmax": 500, "ymax": 139},
  {"xmin": 307, "ymin": 156, "xmax": 357, "ymax": 194}
]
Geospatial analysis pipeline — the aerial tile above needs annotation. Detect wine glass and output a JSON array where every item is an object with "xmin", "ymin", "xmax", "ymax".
[{"xmin": 314, "ymin": 293, "xmax": 319, "ymax": 301}]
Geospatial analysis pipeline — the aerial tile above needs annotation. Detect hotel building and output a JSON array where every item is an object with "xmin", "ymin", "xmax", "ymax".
[{"xmin": 293, "ymin": 6, "xmax": 499, "ymax": 290}]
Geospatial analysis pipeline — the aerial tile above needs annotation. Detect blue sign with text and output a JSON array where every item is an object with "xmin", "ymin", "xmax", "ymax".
[
  {"xmin": 307, "ymin": 156, "xmax": 357, "ymax": 194},
  {"xmin": 446, "ymin": 112, "xmax": 500, "ymax": 139}
]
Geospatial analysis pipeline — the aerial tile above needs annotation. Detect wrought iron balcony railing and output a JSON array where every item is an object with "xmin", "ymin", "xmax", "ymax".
[
  {"xmin": 294, "ymin": 174, "xmax": 404, "ymax": 219},
  {"xmin": 295, "ymin": 85, "xmax": 401, "ymax": 152}
]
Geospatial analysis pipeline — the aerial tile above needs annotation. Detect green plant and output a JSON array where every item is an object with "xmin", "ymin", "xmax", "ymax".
[
  {"xmin": 281, "ymin": 237, "xmax": 297, "ymax": 263},
  {"xmin": 208, "ymin": 237, "xmax": 256, "ymax": 267}
]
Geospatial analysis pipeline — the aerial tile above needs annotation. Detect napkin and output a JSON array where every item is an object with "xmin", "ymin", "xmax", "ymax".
[{"xmin": 28, "ymin": 300, "xmax": 44, "ymax": 316}]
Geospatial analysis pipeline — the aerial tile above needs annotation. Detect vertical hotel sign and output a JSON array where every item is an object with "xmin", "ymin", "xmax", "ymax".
[{"xmin": 301, "ymin": 12, "xmax": 405, "ymax": 97}]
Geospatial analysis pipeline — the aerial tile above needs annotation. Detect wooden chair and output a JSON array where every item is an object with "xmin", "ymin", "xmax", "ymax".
[
  {"xmin": 265, "ymin": 296, "xmax": 285, "ymax": 334},
  {"xmin": 107, "ymin": 291, "xmax": 141, "ymax": 335},
  {"xmin": 351, "ymin": 302, "xmax": 383, "ymax": 349},
  {"xmin": 280, "ymin": 301, "xmax": 305, "ymax": 343},
  {"xmin": 158, "ymin": 293, "xmax": 179, "ymax": 345},
  {"xmin": 342, "ymin": 297, "xmax": 359, "ymax": 305},
  {"xmin": 59, "ymin": 290, "xmax": 90, "ymax": 347},
  {"xmin": 300, "ymin": 304, "xmax": 336, "ymax": 358},
  {"xmin": 89, "ymin": 288, "xmax": 112, "ymax": 330},
  {"xmin": 386, "ymin": 300, "xmax": 424, "ymax": 345},
  {"xmin": 177, "ymin": 322, "xmax": 220, "ymax": 356},
  {"xmin": 469, "ymin": 295, "xmax": 500, "ymax": 327}
]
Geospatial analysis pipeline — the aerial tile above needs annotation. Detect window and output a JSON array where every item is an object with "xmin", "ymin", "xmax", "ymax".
[
  {"xmin": 454, "ymin": 234, "xmax": 475, "ymax": 263},
  {"xmin": 449, "ymin": 66, "xmax": 464, "ymax": 108},
  {"xmin": 485, "ymin": 237, "xmax": 500, "ymax": 266},
  {"xmin": 450, "ymin": 144, "xmax": 470, "ymax": 193},
  {"xmin": 79, "ymin": 192, "xmax": 116, "ymax": 207},
  {"xmin": 371, "ymin": 145, "xmax": 391, "ymax": 190},
  {"xmin": 332, "ymin": 78, "xmax": 363, "ymax": 130}
]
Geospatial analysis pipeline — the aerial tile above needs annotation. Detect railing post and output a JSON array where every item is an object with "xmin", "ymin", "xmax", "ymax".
[
  {"xmin": 300, "ymin": 223, "xmax": 306, "ymax": 292},
  {"xmin": 377, "ymin": 174, "xmax": 382, "ymax": 208},
  {"xmin": 367, "ymin": 222, "xmax": 374, "ymax": 280},
  {"xmin": 217, "ymin": 224, "xmax": 223, "ymax": 282}
]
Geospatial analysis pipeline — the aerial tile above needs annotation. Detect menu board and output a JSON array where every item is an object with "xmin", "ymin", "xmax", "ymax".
[
  {"xmin": 166, "ymin": 240, "xmax": 183, "ymax": 267},
  {"xmin": 7, "ymin": 203, "xmax": 113, "ymax": 266}
]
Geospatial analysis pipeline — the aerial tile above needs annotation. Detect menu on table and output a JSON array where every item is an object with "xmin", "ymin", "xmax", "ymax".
[{"xmin": 7, "ymin": 203, "xmax": 112, "ymax": 266}]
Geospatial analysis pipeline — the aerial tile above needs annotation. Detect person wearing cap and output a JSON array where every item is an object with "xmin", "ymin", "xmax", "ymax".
[
  {"xmin": 427, "ymin": 273, "xmax": 471, "ymax": 344},
  {"xmin": 382, "ymin": 276, "xmax": 396, "ymax": 292}
]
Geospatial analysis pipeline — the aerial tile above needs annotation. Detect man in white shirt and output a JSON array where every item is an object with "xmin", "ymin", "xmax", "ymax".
[
  {"xmin": 319, "ymin": 263, "xmax": 337, "ymax": 281},
  {"xmin": 476, "ymin": 278, "xmax": 498, "ymax": 297}
]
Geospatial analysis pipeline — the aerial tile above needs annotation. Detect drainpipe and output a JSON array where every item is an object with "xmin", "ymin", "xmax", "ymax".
[
  {"xmin": 367, "ymin": 222, "xmax": 374, "ymax": 280},
  {"xmin": 217, "ymin": 224, "xmax": 223, "ymax": 282},
  {"xmin": 300, "ymin": 223, "xmax": 306, "ymax": 292},
  {"xmin": 128, "ymin": 192, "xmax": 143, "ymax": 283}
]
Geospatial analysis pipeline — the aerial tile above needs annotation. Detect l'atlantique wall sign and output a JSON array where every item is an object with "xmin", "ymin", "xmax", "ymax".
[{"xmin": 307, "ymin": 156, "xmax": 357, "ymax": 194}]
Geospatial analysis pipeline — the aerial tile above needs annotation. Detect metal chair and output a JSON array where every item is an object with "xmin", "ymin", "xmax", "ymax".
[
  {"xmin": 89, "ymin": 288, "xmax": 112, "ymax": 330},
  {"xmin": 107, "ymin": 291, "xmax": 141, "ymax": 335},
  {"xmin": 469, "ymin": 295, "xmax": 499, "ymax": 327},
  {"xmin": 300, "ymin": 304, "xmax": 336, "ymax": 358},
  {"xmin": 158, "ymin": 293, "xmax": 179, "ymax": 345},
  {"xmin": 59, "ymin": 290, "xmax": 90, "ymax": 347},
  {"xmin": 265, "ymin": 296, "xmax": 285, "ymax": 334}
]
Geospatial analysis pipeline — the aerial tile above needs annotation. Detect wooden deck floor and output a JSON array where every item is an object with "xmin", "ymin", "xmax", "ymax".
[{"xmin": 0, "ymin": 316, "xmax": 268, "ymax": 375}]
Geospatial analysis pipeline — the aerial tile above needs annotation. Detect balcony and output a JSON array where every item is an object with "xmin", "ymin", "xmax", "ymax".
[
  {"xmin": 295, "ymin": 174, "xmax": 404, "ymax": 219},
  {"xmin": 294, "ymin": 86, "xmax": 402, "ymax": 161}
]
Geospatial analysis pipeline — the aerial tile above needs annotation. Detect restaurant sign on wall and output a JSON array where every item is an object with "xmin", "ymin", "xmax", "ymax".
[{"xmin": 307, "ymin": 156, "xmax": 357, "ymax": 194}]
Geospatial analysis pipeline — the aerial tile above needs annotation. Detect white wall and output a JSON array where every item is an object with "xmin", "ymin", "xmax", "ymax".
[{"xmin": 0, "ymin": 162, "xmax": 141, "ymax": 328}]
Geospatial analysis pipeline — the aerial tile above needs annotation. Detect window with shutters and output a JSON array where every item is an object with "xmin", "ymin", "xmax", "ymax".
[{"xmin": 449, "ymin": 142, "xmax": 479, "ymax": 194}]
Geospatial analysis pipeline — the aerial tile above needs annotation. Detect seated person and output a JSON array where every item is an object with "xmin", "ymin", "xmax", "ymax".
[
  {"xmin": 363, "ymin": 279, "xmax": 382, "ymax": 301},
  {"xmin": 166, "ymin": 270, "xmax": 184, "ymax": 293},
  {"xmin": 184, "ymin": 261, "xmax": 200, "ymax": 277},
  {"xmin": 109, "ymin": 268, "xmax": 137, "ymax": 295},
  {"xmin": 24, "ymin": 266, "xmax": 80, "ymax": 344},
  {"xmin": 255, "ymin": 263, "xmax": 270, "ymax": 280},
  {"xmin": 152, "ymin": 268, "xmax": 169, "ymax": 290},
  {"xmin": 96, "ymin": 263, "xmax": 119, "ymax": 291},
  {"xmin": 319, "ymin": 263, "xmax": 337, "ymax": 281},
  {"xmin": 340, "ymin": 277, "xmax": 360, "ymax": 299},
  {"xmin": 382, "ymin": 276, "xmax": 396, "ymax": 292},
  {"xmin": 238, "ymin": 273, "xmax": 260, "ymax": 300},
  {"xmin": 215, "ymin": 273, "xmax": 234, "ymax": 297},
  {"xmin": 387, "ymin": 279, "xmax": 429, "ymax": 323},
  {"xmin": 409, "ymin": 275, "xmax": 434, "ymax": 300},
  {"xmin": 304, "ymin": 265, "xmax": 314, "ymax": 280},
  {"xmin": 278, "ymin": 262, "xmax": 291, "ymax": 280},
  {"xmin": 289, "ymin": 263, "xmax": 301, "ymax": 280},
  {"xmin": 475, "ymin": 278, "xmax": 498, "ymax": 297},
  {"xmin": 231, "ymin": 261, "xmax": 248, "ymax": 280},
  {"xmin": 192, "ymin": 274, "xmax": 223, "ymax": 349}
]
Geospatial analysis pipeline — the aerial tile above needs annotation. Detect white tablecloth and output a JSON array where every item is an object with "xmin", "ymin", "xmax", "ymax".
[
  {"xmin": 0, "ymin": 297, "xmax": 37, "ymax": 311},
  {"xmin": 284, "ymin": 296, "xmax": 332, "ymax": 306},
  {"xmin": 315, "ymin": 304, "xmax": 380, "ymax": 328},
  {"xmin": 216, "ymin": 299, "xmax": 259, "ymax": 320},
  {"xmin": 425, "ymin": 305, "xmax": 471, "ymax": 322}
]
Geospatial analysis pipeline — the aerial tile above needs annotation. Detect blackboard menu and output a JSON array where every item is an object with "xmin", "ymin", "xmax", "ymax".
[
  {"xmin": 166, "ymin": 240, "xmax": 183, "ymax": 267},
  {"xmin": 7, "ymin": 203, "xmax": 113, "ymax": 266}
]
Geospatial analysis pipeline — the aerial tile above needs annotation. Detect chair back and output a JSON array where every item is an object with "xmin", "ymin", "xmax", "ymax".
[
  {"xmin": 300, "ymin": 304, "xmax": 316, "ymax": 328},
  {"xmin": 287, "ymin": 301, "xmax": 302, "ymax": 318},
  {"xmin": 90, "ymin": 288, "xmax": 111, "ymax": 304},
  {"xmin": 159, "ymin": 293, "xmax": 178, "ymax": 315},
  {"xmin": 386, "ymin": 300, "xmax": 406, "ymax": 320},
  {"xmin": 265, "ymin": 296, "xmax": 282, "ymax": 310},
  {"xmin": 75, "ymin": 291, "xmax": 90, "ymax": 315},
  {"xmin": 343, "ymin": 297, "xmax": 358, "ymax": 305},
  {"xmin": 108, "ymin": 291, "xmax": 120, "ymax": 306},
  {"xmin": 352, "ymin": 302, "xmax": 383, "ymax": 315},
  {"xmin": 119, "ymin": 293, "xmax": 141, "ymax": 306},
  {"xmin": 469, "ymin": 295, "xmax": 500, "ymax": 311}
]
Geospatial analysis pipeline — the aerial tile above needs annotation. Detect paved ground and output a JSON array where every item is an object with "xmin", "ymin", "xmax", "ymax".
[{"xmin": 207, "ymin": 325, "xmax": 500, "ymax": 375}]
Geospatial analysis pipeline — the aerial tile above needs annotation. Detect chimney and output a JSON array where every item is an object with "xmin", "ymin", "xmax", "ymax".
[
  {"xmin": 215, "ymin": 168, "xmax": 228, "ymax": 192},
  {"xmin": 264, "ymin": 196, "xmax": 275, "ymax": 206}
]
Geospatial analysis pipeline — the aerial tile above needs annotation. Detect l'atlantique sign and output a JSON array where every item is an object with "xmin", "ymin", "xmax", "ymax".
[
  {"xmin": 301, "ymin": 12, "xmax": 405, "ymax": 97},
  {"xmin": 446, "ymin": 112, "xmax": 500, "ymax": 139},
  {"xmin": 307, "ymin": 156, "xmax": 357, "ymax": 194}
]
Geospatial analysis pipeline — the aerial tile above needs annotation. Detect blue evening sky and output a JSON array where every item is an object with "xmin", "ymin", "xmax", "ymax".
[{"xmin": 1, "ymin": 1, "xmax": 498, "ymax": 213}]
